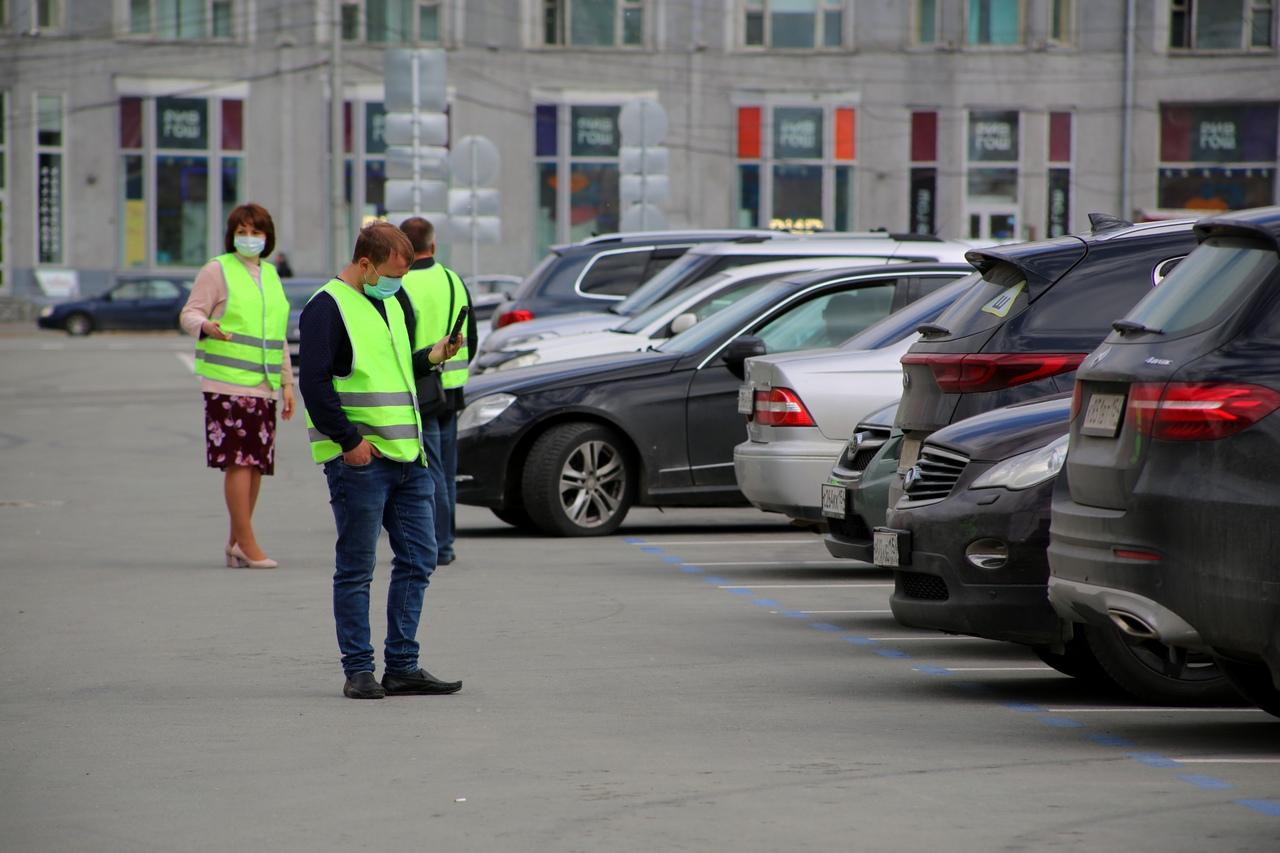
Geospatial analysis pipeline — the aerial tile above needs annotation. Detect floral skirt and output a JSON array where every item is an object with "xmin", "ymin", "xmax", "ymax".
[{"xmin": 204, "ymin": 393, "xmax": 277, "ymax": 475}]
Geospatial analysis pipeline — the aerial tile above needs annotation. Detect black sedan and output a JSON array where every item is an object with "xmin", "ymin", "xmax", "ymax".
[
  {"xmin": 37, "ymin": 276, "xmax": 190, "ymax": 336},
  {"xmin": 457, "ymin": 263, "xmax": 973, "ymax": 536}
]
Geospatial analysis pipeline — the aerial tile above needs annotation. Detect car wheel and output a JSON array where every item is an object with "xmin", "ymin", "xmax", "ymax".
[
  {"xmin": 1032, "ymin": 634, "xmax": 1108, "ymax": 683},
  {"xmin": 490, "ymin": 505, "xmax": 538, "ymax": 531},
  {"xmin": 1083, "ymin": 624, "xmax": 1239, "ymax": 706},
  {"xmin": 521, "ymin": 422, "xmax": 634, "ymax": 537},
  {"xmin": 65, "ymin": 313, "xmax": 93, "ymax": 336},
  {"xmin": 1213, "ymin": 658, "xmax": 1280, "ymax": 718}
]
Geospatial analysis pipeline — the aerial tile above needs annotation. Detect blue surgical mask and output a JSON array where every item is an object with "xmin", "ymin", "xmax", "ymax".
[
  {"xmin": 362, "ymin": 265, "xmax": 403, "ymax": 300},
  {"xmin": 234, "ymin": 235, "xmax": 266, "ymax": 258}
]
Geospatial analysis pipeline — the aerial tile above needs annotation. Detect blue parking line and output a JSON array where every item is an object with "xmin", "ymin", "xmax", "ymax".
[
  {"xmin": 753, "ymin": 598, "xmax": 780, "ymax": 608},
  {"xmin": 641, "ymin": 546, "xmax": 664, "ymax": 554},
  {"xmin": 1179, "ymin": 775, "xmax": 1234, "ymax": 791},
  {"xmin": 1089, "ymin": 734, "xmax": 1135, "ymax": 748},
  {"xmin": 779, "ymin": 610, "xmax": 809, "ymax": 619},
  {"xmin": 702, "ymin": 575, "xmax": 728, "ymax": 586},
  {"xmin": 875, "ymin": 648, "xmax": 912, "ymax": 659},
  {"xmin": 662, "ymin": 555, "xmax": 684, "ymax": 564},
  {"xmin": 728, "ymin": 588, "xmax": 755, "ymax": 596},
  {"xmin": 845, "ymin": 636, "xmax": 878, "ymax": 646},
  {"xmin": 914, "ymin": 665, "xmax": 952, "ymax": 676},
  {"xmin": 680, "ymin": 565, "xmax": 704, "ymax": 573},
  {"xmin": 1039, "ymin": 716, "xmax": 1086, "ymax": 729},
  {"xmin": 1238, "ymin": 799, "xmax": 1280, "ymax": 816},
  {"xmin": 809, "ymin": 622, "xmax": 843, "ymax": 632},
  {"xmin": 1129, "ymin": 753, "xmax": 1181, "ymax": 769},
  {"xmin": 1005, "ymin": 703, "xmax": 1045, "ymax": 713},
  {"xmin": 624, "ymin": 537, "xmax": 645, "ymax": 544}
]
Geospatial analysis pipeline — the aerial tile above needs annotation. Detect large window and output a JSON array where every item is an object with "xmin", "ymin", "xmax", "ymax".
[
  {"xmin": 1046, "ymin": 112, "xmax": 1072, "ymax": 237},
  {"xmin": 0, "ymin": 91, "xmax": 7, "ymax": 292},
  {"xmin": 341, "ymin": 0, "xmax": 441, "ymax": 43},
  {"xmin": 1049, "ymin": 0, "xmax": 1072, "ymax": 44},
  {"xmin": 913, "ymin": 0, "xmax": 938, "ymax": 44},
  {"xmin": 342, "ymin": 100, "xmax": 392, "ymax": 242},
  {"xmin": 1158, "ymin": 103, "xmax": 1278, "ymax": 211},
  {"xmin": 1170, "ymin": 0, "xmax": 1273, "ymax": 50},
  {"xmin": 966, "ymin": 0, "xmax": 1022, "ymax": 46},
  {"xmin": 129, "ymin": 0, "xmax": 236, "ymax": 39},
  {"xmin": 118, "ymin": 93, "xmax": 243, "ymax": 268},
  {"xmin": 908, "ymin": 111, "xmax": 938, "ymax": 235},
  {"xmin": 36, "ymin": 94, "xmax": 64, "ymax": 265},
  {"xmin": 534, "ymin": 102, "xmax": 629, "ymax": 256},
  {"xmin": 736, "ymin": 103, "xmax": 856, "ymax": 231},
  {"xmin": 966, "ymin": 110, "xmax": 1020, "ymax": 240},
  {"xmin": 37, "ymin": 0, "xmax": 61, "ymax": 29},
  {"xmin": 743, "ymin": 1, "xmax": 846, "ymax": 49},
  {"xmin": 544, "ymin": 0, "xmax": 643, "ymax": 46}
]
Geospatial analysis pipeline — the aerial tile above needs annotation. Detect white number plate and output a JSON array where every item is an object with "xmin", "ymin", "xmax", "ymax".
[
  {"xmin": 873, "ymin": 529, "xmax": 901, "ymax": 568},
  {"xmin": 738, "ymin": 385, "xmax": 754, "ymax": 415},
  {"xmin": 899, "ymin": 437, "xmax": 922, "ymax": 472},
  {"xmin": 1082, "ymin": 392, "xmax": 1126, "ymax": 437},
  {"xmin": 821, "ymin": 484, "xmax": 847, "ymax": 519}
]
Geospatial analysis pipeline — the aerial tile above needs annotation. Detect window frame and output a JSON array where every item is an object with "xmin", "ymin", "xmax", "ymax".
[
  {"xmin": 910, "ymin": 0, "xmax": 941, "ymax": 47},
  {"xmin": 122, "ymin": 0, "xmax": 242, "ymax": 41},
  {"xmin": 1046, "ymin": 110, "xmax": 1074, "ymax": 238},
  {"xmin": 741, "ymin": 0, "xmax": 848, "ymax": 51},
  {"xmin": 963, "ymin": 0, "xmax": 1025, "ymax": 49},
  {"xmin": 963, "ymin": 107, "xmax": 1023, "ymax": 241},
  {"xmin": 35, "ymin": 0, "xmax": 63, "ymax": 31},
  {"xmin": 339, "ymin": 0, "xmax": 444, "ymax": 45},
  {"xmin": 1169, "ymin": 0, "xmax": 1275, "ymax": 53},
  {"xmin": 34, "ymin": 92, "xmax": 65, "ymax": 267},
  {"xmin": 0, "ymin": 89, "xmax": 8, "ymax": 293},
  {"xmin": 541, "ymin": 0, "xmax": 646, "ymax": 49},
  {"xmin": 1047, "ymin": 0, "xmax": 1074, "ymax": 46}
]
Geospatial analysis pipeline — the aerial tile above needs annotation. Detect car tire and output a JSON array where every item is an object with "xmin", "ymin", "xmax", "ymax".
[
  {"xmin": 490, "ymin": 505, "xmax": 538, "ymax": 531},
  {"xmin": 1032, "ymin": 635, "xmax": 1108, "ymax": 683},
  {"xmin": 1082, "ymin": 624, "xmax": 1239, "ymax": 706},
  {"xmin": 521, "ymin": 422, "xmax": 634, "ymax": 537},
  {"xmin": 1213, "ymin": 658, "xmax": 1280, "ymax": 718},
  {"xmin": 65, "ymin": 313, "xmax": 93, "ymax": 336}
]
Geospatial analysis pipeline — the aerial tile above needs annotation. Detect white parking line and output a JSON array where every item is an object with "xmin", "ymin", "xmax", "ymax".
[
  {"xmin": 718, "ymin": 583, "xmax": 893, "ymax": 589},
  {"xmin": 946, "ymin": 667, "xmax": 1054, "ymax": 672},
  {"xmin": 800, "ymin": 610, "xmax": 892, "ymax": 614},
  {"xmin": 1043, "ymin": 707, "xmax": 1266, "ymax": 714},
  {"xmin": 688, "ymin": 560, "xmax": 858, "ymax": 567},
  {"xmin": 640, "ymin": 539, "xmax": 812, "ymax": 546},
  {"xmin": 1170, "ymin": 757, "xmax": 1280, "ymax": 764},
  {"xmin": 868, "ymin": 636, "xmax": 994, "ymax": 642}
]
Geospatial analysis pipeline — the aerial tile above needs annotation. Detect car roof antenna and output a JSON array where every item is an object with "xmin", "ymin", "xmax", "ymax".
[{"xmin": 1088, "ymin": 212, "xmax": 1134, "ymax": 233}]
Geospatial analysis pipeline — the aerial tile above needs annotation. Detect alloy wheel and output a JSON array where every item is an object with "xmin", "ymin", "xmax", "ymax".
[{"xmin": 558, "ymin": 440, "xmax": 626, "ymax": 528}]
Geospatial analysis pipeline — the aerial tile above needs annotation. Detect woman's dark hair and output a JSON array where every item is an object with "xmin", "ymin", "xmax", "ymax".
[{"xmin": 224, "ymin": 203, "xmax": 276, "ymax": 258}]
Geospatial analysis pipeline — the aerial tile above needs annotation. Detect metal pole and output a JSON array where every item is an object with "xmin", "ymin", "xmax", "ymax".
[
  {"xmin": 470, "ymin": 142, "xmax": 479, "ymax": 277},
  {"xmin": 639, "ymin": 103, "xmax": 648, "ymax": 230},
  {"xmin": 411, "ymin": 51, "xmax": 421, "ymax": 215},
  {"xmin": 329, "ymin": 0, "xmax": 345, "ymax": 268},
  {"xmin": 1121, "ymin": 0, "xmax": 1136, "ymax": 219}
]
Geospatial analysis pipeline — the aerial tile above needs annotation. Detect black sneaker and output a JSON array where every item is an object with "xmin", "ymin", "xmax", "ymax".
[
  {"xmin": 438, "ymin": 554, "xmax": 456, "ymax": 566},
  {"xmin": 381, "ymin": 668, "xmax": 462, "ymax": 695},
  {"xmin": 343, "ymin": 671, "xmax": 386, "ymax": 699}
]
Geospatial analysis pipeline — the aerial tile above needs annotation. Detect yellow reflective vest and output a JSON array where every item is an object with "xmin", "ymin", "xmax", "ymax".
[{"xmin": 194, "ymin": 254, "xmax": 288, "ymax": 389}]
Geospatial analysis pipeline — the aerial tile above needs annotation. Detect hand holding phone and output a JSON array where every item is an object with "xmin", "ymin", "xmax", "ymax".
[{"xmin": 449, "ymin": 305, "xmax": 470, "ymax": 345}]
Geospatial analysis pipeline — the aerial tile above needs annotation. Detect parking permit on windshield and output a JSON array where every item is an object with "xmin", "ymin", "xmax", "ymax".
[{"xmin": 981, "ymin": 281, "xmax": 1025, "ymax": 318}]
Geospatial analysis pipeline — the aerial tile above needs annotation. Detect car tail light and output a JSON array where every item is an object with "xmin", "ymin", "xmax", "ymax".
[
  {"xmin": 1070, "ymin": 380, "xmax": 1083, "ymax": 421},
  {"xmin": 496, "ymin": 309, "xmax": 535, "ymax": 328},
  {"xmin": 900, "ymin": 352, "xmax": 1088, "ymax": 394},
  {"xmin": 1127, "ymin": 381, "xmax": 1280, "ymax": 441},
  {"xmin": 753, "ymin": 387, "xmax": 815, "ymax": 427}
]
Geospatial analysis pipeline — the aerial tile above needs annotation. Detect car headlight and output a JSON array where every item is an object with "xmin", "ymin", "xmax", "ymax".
[
  {"xmin": 458, "ymin": 393, "xmax": 516, "ymax": 432},
  {"xmin": 40, "ymin": 306, "xmax": 55, "ymax": 318},
  {"xmin": 971, "ymin": 434, "xmax": 1069, "ymax": 491},
  {"xmin": 495, "ymin": 351, "xmax": 540, "ymax": 371}
]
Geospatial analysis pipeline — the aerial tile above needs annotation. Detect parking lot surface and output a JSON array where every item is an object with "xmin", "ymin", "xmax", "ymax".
[{"xmin": 1, "ymin": 332, "xmax": 1278, "ymax": 851}]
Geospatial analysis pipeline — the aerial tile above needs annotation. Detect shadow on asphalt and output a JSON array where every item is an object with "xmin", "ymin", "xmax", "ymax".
[{"xmin": 460, "ymin": 522, "xmax": 806, "ymax": 539}]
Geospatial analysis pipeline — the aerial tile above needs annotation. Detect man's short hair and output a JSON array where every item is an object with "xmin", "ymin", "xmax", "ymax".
[
  {"xmin": 352, "ymin": 221, "xmax": 414, "ymax": 267},
  {"xmin": 399, "ymin": 217, "xmax": 436, "ymax": 254}
]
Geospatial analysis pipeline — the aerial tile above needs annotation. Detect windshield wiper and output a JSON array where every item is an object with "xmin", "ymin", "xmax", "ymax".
[
  {"xmin": 1111, "ymin": 319, "xmax": 1162, "ymax": 336},
  {"xmin": 916, "ymin": 322, "xmax": 950, "ymax": 337}
]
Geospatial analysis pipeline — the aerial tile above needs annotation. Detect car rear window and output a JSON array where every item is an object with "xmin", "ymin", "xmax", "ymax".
[
  {"xmin": 1119, "ymin": 237, "xmax": 1279, "ymax": 338},
  {"xmin": 614, "ymin": 253, "xmax": 714, "ymax": 316},
  {"xmin": 577, "ymin": 249, "xmax": 653, "ymax": 297},
  {"xmin": 840, "ymin": 272, "xmax": 981, "ymax": 351},
  {"xmin": 927, "ymin": 262, "xmax": 1031, "ymax": 339}
]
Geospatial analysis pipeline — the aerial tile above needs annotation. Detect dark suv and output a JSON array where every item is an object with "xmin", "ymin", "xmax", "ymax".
[
  {"xmin": 491, "ymin": 230, "xmax": 783, "ymax": 330},
  {"xmin": 1048, "ymin": 206, "xmax": 1280, "ymax": 716}
]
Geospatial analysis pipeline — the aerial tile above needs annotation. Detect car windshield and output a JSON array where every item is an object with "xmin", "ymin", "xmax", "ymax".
[
  {"xmin": 658, "ymin": 281, "xmax": 795, "ymax": 354},
  {"xmin": 839, "ymin": 272, "xmax": 981, "ymax": 350},
  {"xmin": 1118, "ymin": 237, "xmax": 1279, "ymax": 337},
  {"xmin": 611, "ymin": 253, "xmax": 710, "ymax": 316},
  {"xmin": 617, "ymin": 273, "xmax": 731, "ymax": 333},
  {"xmin": 617, "ymin": 273, "xmax": 774, "ymax": 335},
  {"xmin": 508, "ymin": 250, "xmax": 561, "ymax": 301}
]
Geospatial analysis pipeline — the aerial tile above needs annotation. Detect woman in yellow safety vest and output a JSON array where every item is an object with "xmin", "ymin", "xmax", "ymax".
[{"xmin": 180, "ymin": 203, "xmax": 295, "ymax": 569}]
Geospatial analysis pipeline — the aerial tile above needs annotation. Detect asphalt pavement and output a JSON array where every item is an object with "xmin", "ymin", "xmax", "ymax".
[{"xmin": 1, "ymin": 330, "xmax": 1279, "ymax": 852}]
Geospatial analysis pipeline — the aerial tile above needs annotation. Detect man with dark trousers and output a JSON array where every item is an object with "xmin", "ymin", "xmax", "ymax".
[
  {"xmin": 397, "ymin": 217, "xmax": 476, "ymax": 567},
  {"xmin": 299, "ymin": 221, "xmax": 463, "ymax": 700}
]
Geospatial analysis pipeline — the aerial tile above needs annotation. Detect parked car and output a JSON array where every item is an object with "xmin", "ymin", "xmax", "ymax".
[
  {"xmin": 831, "ymin": 217, "xmax": 1198, "ymax": 565},
  {"xmin": 477, "ymin": 233, "xmax": 982, "ymax": 366},
  {"xmin": 484, "ymin": 257, "xmax": 918, "ymax": 373},
  {"xmin": 457, "ymin": 263, "xmax": 955, "ymax": 536},
  {"xmin": 1048, "ymin": 205, "xmax": 1280, "ymax": 716},
  {"xmin": 466, "ymin": 274, "xmax": 522, "ymax": 323},
  {"xmin": 489, "ymin": 230, "xmax": 785, "ymax": 331},
  {"xmin": 733, "ymin": 269, "xmax": 976, "ymax": 522},
  {"xmin": 822, "ymin": 402, "xmax": 900, "ymax": 559},
  {"xmin": 882, "ymin": 395, "xmax": 1233, "ymax": 704},
  {"xmin": 37, "ymin": 275, "xmax": 191, "ymax": 336},
  {"xmin": 283, "ymin": 278, "xmax": 329, "ymax": 364}
]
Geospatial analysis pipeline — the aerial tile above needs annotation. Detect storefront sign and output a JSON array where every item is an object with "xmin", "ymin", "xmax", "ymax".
[
  {"xmin": 366, "ymin": 102, "xmax": 387, "ymax": 154},
  {"xmin": 968, "ymin": 111, "xmax": 1019, "ymax": 162},
  {"xmin": 1162, "ymin": 104, "xmax": 1278, "ymax": 163},
  {"xmin": 571, "ymin": 106, "xmax": 620, "ymax": 157},
  {"xmin": 909, "ymin": 168, "xmax": 936, "ymax": 235},
  {"xmin": 157, "ymin": 97, "xmax": 208, "ymax": 149},
  {"xmin": 773, "ymin": 107, "xmax": 824, "ymax": 160},
  {"xmin": 1047, "ymin": 168, "xmax": 1071, "ymax": 237},
  {"xmin": 38, "ymin": 153, "xmax": 62, "ymax": 263},
  {"xmin": 769, "ymin": 217, "xmax": 824, "ymax": 232}
]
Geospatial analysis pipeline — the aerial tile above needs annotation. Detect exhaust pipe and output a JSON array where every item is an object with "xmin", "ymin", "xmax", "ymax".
[{"xmin": 1108, "ymin": 609, "xmax": 1159, "ymax": 640}]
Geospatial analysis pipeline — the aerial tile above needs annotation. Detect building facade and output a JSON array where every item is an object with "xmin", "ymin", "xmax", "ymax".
[{"xmin": 0, "ymin": 0, "xmax": 1276, "ymax": 296}]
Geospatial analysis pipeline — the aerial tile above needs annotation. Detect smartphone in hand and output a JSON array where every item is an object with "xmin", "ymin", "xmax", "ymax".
[{"xmin": 449, "ymin": 305, "xmax": 470, "ymax": 345}]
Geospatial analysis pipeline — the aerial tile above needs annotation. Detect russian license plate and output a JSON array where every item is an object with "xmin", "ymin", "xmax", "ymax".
[
  {"xmin": 1082, "ymin": 392, "xmax": 1126, "ymax": 437},
  {"xmin": 821, "ymin": 483, "xmax": 847, "ymax": 519},
  {"xmin": 738, "ymin": 385, "xmax": 754, "ymax": 415},
  {"xmin": 873, "ymin": 528, "xmax": 909, "ymax": 568},
  {"xmin": 899, "ymin": 437, "xmax": 922, "ymax": 472}
]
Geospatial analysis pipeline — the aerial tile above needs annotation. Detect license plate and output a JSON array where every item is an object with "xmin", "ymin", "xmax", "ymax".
[
  {"xmin": 1082, "ymin": 392, "xmax": 1126, "ymax": 437},
  {"xmin": 821, "ymin": 483, "xmax": 847, "ymax": 519},
  {"xmin": 899, "ymin": 437, "xmax": 922, "ymax": 472},
  {"xmin": 873, "ymin": 528, "xmax": 909, "ymax": 568},
  {"xmin": 738, "ymin": 385, "xmax": 754, "ymax": 416}
]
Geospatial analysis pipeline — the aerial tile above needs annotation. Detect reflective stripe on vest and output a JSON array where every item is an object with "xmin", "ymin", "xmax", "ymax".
[
  {"xmin": 306, "ymin": 280, "xmax": 425, "ymax": 465},
  {"xmin": 401, "ymin": 262, "xmax": 470, "ymax": 390},
  {"xmin": 194, "ymin": 255, "xmax": 288, "ymax": 389}
]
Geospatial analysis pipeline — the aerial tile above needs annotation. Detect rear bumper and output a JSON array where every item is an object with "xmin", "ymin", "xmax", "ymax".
[
  {"xmin": 1047, "ymin": 577, "xmax": 1205, "ymax": 649},
  {"xmin": 734, "ymin": 437, "xmax": 840, "ymax": 523}
]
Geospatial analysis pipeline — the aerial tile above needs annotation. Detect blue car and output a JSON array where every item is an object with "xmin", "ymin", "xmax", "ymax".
[{"xmin": 37, "ymin": 275, "xmax": 191, "ymax": 336}]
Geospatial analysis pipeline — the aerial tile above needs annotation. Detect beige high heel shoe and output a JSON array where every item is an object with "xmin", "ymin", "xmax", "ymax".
[
  {"xmin": 225, "ymin": 545, "xmax": 244, "ymax": 568},
  {"xmin": 229, "ymin": 543, "xmax": 278, "ymax": 569}
]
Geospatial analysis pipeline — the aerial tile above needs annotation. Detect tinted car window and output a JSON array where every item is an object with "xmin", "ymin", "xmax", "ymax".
[
  {"xmin": 1120, "ymin": 237, "xmax": 1279, "ymax": 338},
  {"xmin": 659, "ymin": 281, "xmax": 794, "ymax": 354},
  {"xmin": 930, "ymin": 262, "xmax": 1030, "ymax": 338},
  {"xmin": 577, "ymin": 250, "xmax": 652, "ymax": 297},
  {"xmin": 112, "ymin": 282, "xmax": 147, "ymax": 300},
  {"xmin": 617, "ymin": 274, "xmax": 730, "ymax": 333},
  {"xmin": 840, "ymin": 273, "xmax": 980, "ymax": 351},
  {"xmin": 755, "ymin": 284, "xmax": 896, "ymax": 353},
  {"xmin": 1015, "ymin": 258, "xmax": 1175, "ymax": 339},
  {"xmin": 614, "ymin": 253, "xmax": 712, "ymax": 316},
  {"xmin": 642, "ymin": 252, "xmax": 681, "ymax": 282},
  {"xmin": 509, "ymin": 251, "xmax": 562, "ymax": 300},
  {"xmin": 148, "ymin": 280, "xmax": 182, "ymax": 298}
]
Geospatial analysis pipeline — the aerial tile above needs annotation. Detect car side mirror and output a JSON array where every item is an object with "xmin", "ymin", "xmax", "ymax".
[
  {"xmin": 669, "ymin": 313, "xmax": 698, "ymax": 336},
  {"xmin": 722, "ymin": 335, "xmax": 767, "ymax": 380}
]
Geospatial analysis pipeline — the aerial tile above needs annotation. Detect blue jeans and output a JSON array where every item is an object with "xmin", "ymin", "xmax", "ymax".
[
  {"xmin": 421, "ymin": 410, "xmax": 458, "ymax": 560},
  {"xmin": 323, "ymin": 456, "xmax": 437, "ymax": 677}
]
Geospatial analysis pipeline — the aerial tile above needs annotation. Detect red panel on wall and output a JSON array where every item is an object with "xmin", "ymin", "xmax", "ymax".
[
  {"xmin": 1161, "ymin": 106, "xmax": 1193, "ymax": 162},
  {"xmin": 738, "ymin": 106, "xmax": 762, "ymax": 159},
  {"xmin": 222, "ymin": 100, "xmax": 243, "ymax": 151},
  {"xmin": 1048, "ymin": 112, "xmax": 1072, "ymax": 163},
  {"xmin": 120, "ymin": 97, "xmax": 143, "ymax": 149},
  {"xmin": 911, "ymin": 111, "xmax": 938, "ymax": 163},
  {"xmin": 835, "ymin": 108, "xmax": 856, "ymax": 160}
]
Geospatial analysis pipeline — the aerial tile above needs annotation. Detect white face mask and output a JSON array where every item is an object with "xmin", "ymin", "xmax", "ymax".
[{"xmin": 234, "ymin": 235, "xmax": 266, "ymax": 258}]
